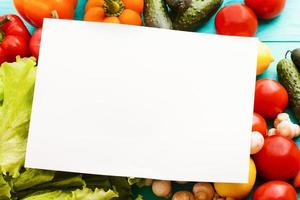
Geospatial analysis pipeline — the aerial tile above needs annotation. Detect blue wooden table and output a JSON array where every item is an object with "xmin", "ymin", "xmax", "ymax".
[{"xmin": 1, "ymin": 0, "xmax": 300, "ymax": 199}]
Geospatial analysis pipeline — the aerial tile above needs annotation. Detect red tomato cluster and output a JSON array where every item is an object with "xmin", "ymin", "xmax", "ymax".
[
  {"xmin": 251, "ymin": 78, "xmax": 300, "ymax": 199},
  {"xmin": 215, "ymin": 0, "xmax": 286, "ymax": 36}
]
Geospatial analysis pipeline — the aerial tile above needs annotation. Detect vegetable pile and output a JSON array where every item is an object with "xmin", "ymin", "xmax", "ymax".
[{"xmin": 0, "ymin": 0, "xmax": 299, "ymax": 199}]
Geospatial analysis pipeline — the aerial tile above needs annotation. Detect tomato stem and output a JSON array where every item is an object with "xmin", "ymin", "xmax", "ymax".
[
  {"xmin": 104, "ymin": 0, "xmax": 124, "ymax": 17},
  {"xmin": 0, "ymin": 16, "xmax": 10, "ymax": 27},
  {"xmin": 51, "ymin": 10, "xmax": 60, "ymax": 19}
]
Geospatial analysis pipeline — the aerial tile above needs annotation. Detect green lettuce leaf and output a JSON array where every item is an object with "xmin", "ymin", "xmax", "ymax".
[
  {"xmin": 135, "ymin": 195, "xmax": 143, "ymax": 200},
  {"xmin": 21, "ymin": 188, "xmax": 117, "ymax": 200},
  {"xmin": 83, "ymin": 175, "xmax": 133, "ymax": 200},
  {"xmin": 13, "ymin": 169, "xmax": 55, "ymax": 191},
  {"xmin": 36, "ymin": 174, "xmax": 85, "ymax": 190},
  {"xmin": 21, "ymin": 190, "xmax": 70, "ymax": 200},
  {"xmin": 0, "ymin": 79, "xmax": 3, "ymax": 106},
  {"xmin": 0, "ymin": 174, "xmax": 11, "ymax": 199},
  {"xmin": 0, "ymin": 57, "xmax": 36, "ymax": 178},
  {"xmin": 67, "ymin": 188, "xmax": 118, "ymax": 200},
  {"xmin": 83, "ymin": 175, "xmax": 111, "ymax": 191},
  {"xmin": 127, "ymin": 178, "xmax": 147, "ymax": 187},
  {"xmin": 109, "ymin": 177, "xmax": 132, "ymax": 200}
]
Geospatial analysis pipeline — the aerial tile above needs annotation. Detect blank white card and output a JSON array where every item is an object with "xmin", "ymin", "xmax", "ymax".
[{"xmin": 26, "ymin": 19, "xmax": 258, "ymax": 183}]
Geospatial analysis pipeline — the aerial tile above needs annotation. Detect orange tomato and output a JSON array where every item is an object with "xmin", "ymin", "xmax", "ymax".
[
  {"xmin": 13, "ymin": 0, "xmax": 77, "ymax": 27},
  {"xmin": 85, "ymin": 0, "xmax": 104, "ymax": 12},
  {"xmin": 123, "ymin": 0, "xmax": 144, "ymax": 13},
  {"xmin": 84, "ymin": 7, "xmax": 105, "ymax": 22},
  {"xmin": 119, "ymin": 9, "xmax": 142, "ymax": 25},
  {"xmin": 84, "ymin": 0, "xmax": 143, "ymax": 26},
  {"xmin": 103, "ymin": 17, "xmax": 120, "ymax": 23}
]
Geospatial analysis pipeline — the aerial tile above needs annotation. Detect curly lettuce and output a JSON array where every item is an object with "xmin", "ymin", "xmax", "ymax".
[
  {"xmin": 12, "ymin": 169, "xmax": 55, "ymax": 191},
  {"xmin": 0, "ymin": 174, "xmax": 11, "ymax": 199},
  {"xmin": 0, "ymin": 79, "xmax": 3, "ymax": 106},
  {"xmin": 0, "ymin": 57, "xmax": 36, "ymax": 178},
  {"xmin": 21, "ymin": 188, "xmax": 118, "ymax": 200}
]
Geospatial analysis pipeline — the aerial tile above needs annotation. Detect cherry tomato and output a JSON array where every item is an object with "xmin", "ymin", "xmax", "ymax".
[
  {"xmin": 253, "ymin": 181, "xmax": 297, "ymax": 200},
  {"xmin": 253, "ymin": 135, "xmax": 300, "ymax": 181},
  {"xmin": 215, "ymin": 4, "xmax": 258, "ymax": 37},
  {"xmin": 254, "ymin": 79, "xmax": 288, "ymax": 119},
  {"xmin": 245, "ymin": 0, "xmax": 286, "ymax": 19},
  {"xmin": 29, "ymin": 28, "xmax": 42, "ymax": 60},
  {"xmin": 252, "ymin": 112, "xmax": 267, "ymax": 137}
]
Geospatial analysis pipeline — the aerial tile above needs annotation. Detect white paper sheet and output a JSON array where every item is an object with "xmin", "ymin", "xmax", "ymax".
[{"xmin": 25, "ymin": 19, "xmax": 258, "ymax": 183}]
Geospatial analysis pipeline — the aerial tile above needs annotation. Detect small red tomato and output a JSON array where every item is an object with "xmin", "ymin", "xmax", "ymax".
[
  {"xmin": 245, "ymin": 0, "xmax": 286, "ymax": 19},
  {"xmin": 215, "ymin": 4, "xmax": 258, "ymax": 37},
  {"xmin": 29, "ymin": 28, "xmax": 42, "ymax": 60},
  {"xmin": 252, "ymin": 112, "xmax": 267, "ymax": 137},
  {"xmin": 253, "ymin": 181, "xmax": 297, "ymax": 200},
  {"xmin": 254, "ymin": 79, "xmax": 288, "ymax": 119},
  {"xmin": 253, "ymin": 135, "xmax": 300, "ymax": 181}
]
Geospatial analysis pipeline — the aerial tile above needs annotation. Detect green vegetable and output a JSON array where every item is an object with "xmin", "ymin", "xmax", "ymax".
[
  {"xmin": 172, "ymin": 0, "xmax": 223, "ymax": 31},
  {"xmin": 277, "ymin": 59, "xmax": 300, "ymax": 121},
  {"xmin": 21, "ymin": 190, "xmax": 70, "ymax": 200},
  {"xmin": 135, "ymin": 194, "xmax": 143, "ymax": 200},
  {"xmin": 144, "ymin": 0, "xmax": 173, "ymax": 29},
  {"xmin": 0, "ymin": 57, "xmax": 36, "ymax": 178},
  {"xmin": 290, "ymin": 48, "xmax": 300, "ymax": 71},
  {"xmin": 35, "ymin": 174, "xmax": 86, "ymax": 190},
  {"xmin": 128, "ymin": 178, "xmax": 147, "ymax": 187},
  {"xmin": 0, "ymin": 174, "xmax": 11, "ymax": 199},
  {"xmin": 0, "ymin": 79, "xmax": 3, "ymax": 106},
  {"xmin": 165, "ymin": 0, "xmax": 191, "ymax": 12},
  {"xmin": 66, "ymin": 188, "xmax": 118, "ymax": 200},
  {"xmin": 21, "ymin": 188, "xmax": 118, "ymax": 200},
  {"xmin": 13, "ymin": 169, "xmax": 55, "ymax": 191},
  {"xmin": 109, "ymin": 177, "xmax": 132, "ymax": 200}
]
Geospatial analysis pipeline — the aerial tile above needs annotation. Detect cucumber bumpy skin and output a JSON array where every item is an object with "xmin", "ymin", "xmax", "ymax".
[
  {"xmin": 144, "ymin": 0, "xmax": 173, "ymax": 29},
  {"xmin": 277, "ymin": 59, "xmax": 300, "ymax": 121},
  {"xmin": 172, "ymin": 0, "xmax": 223, "ymax": 31}
]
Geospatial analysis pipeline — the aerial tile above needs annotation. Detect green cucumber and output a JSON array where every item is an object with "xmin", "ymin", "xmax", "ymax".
[
  {"xmin": 165, "ymin": 0, "xmax": 191, "ymax": 12},
  {"xmin": 144, "ymin": 0, "xmax": 173, "ymax": 29},
  {"xmin": 277, "ymin": 59, "xmax": 300, "ymax": 121},
  {"xmin": 172, "ymin": 0, "xmax": 223, "ymax": 31}
]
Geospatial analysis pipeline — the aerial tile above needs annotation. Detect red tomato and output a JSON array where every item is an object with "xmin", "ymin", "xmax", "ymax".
[
  {"xmin": 29, "ymin": 28, "xmax": 42, "ymax": 60},
  {"xmin": 245, "ymin": 0, "xmax": 286, "ymax": 19},
  {"xmin": 214, "ymin": 4, "xmax": 258, "ymax": 37},
  {"xmin": 253, "ymin": 181, "xmax": 297, "ymax": 200},
  {"xmin": 0, "ymin": 47, "xmax": 6, "ymax": 64},
  {"xmin": 254, "ymin": 79, "xmax": 288, "ymax": 119},
  {"xmin": 253, "ymin": 135, "xmax": 300, "ymax": 181},
  {"xmin": 252, "ymin": 112, "xmax": 267, "ymax": 136}
]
